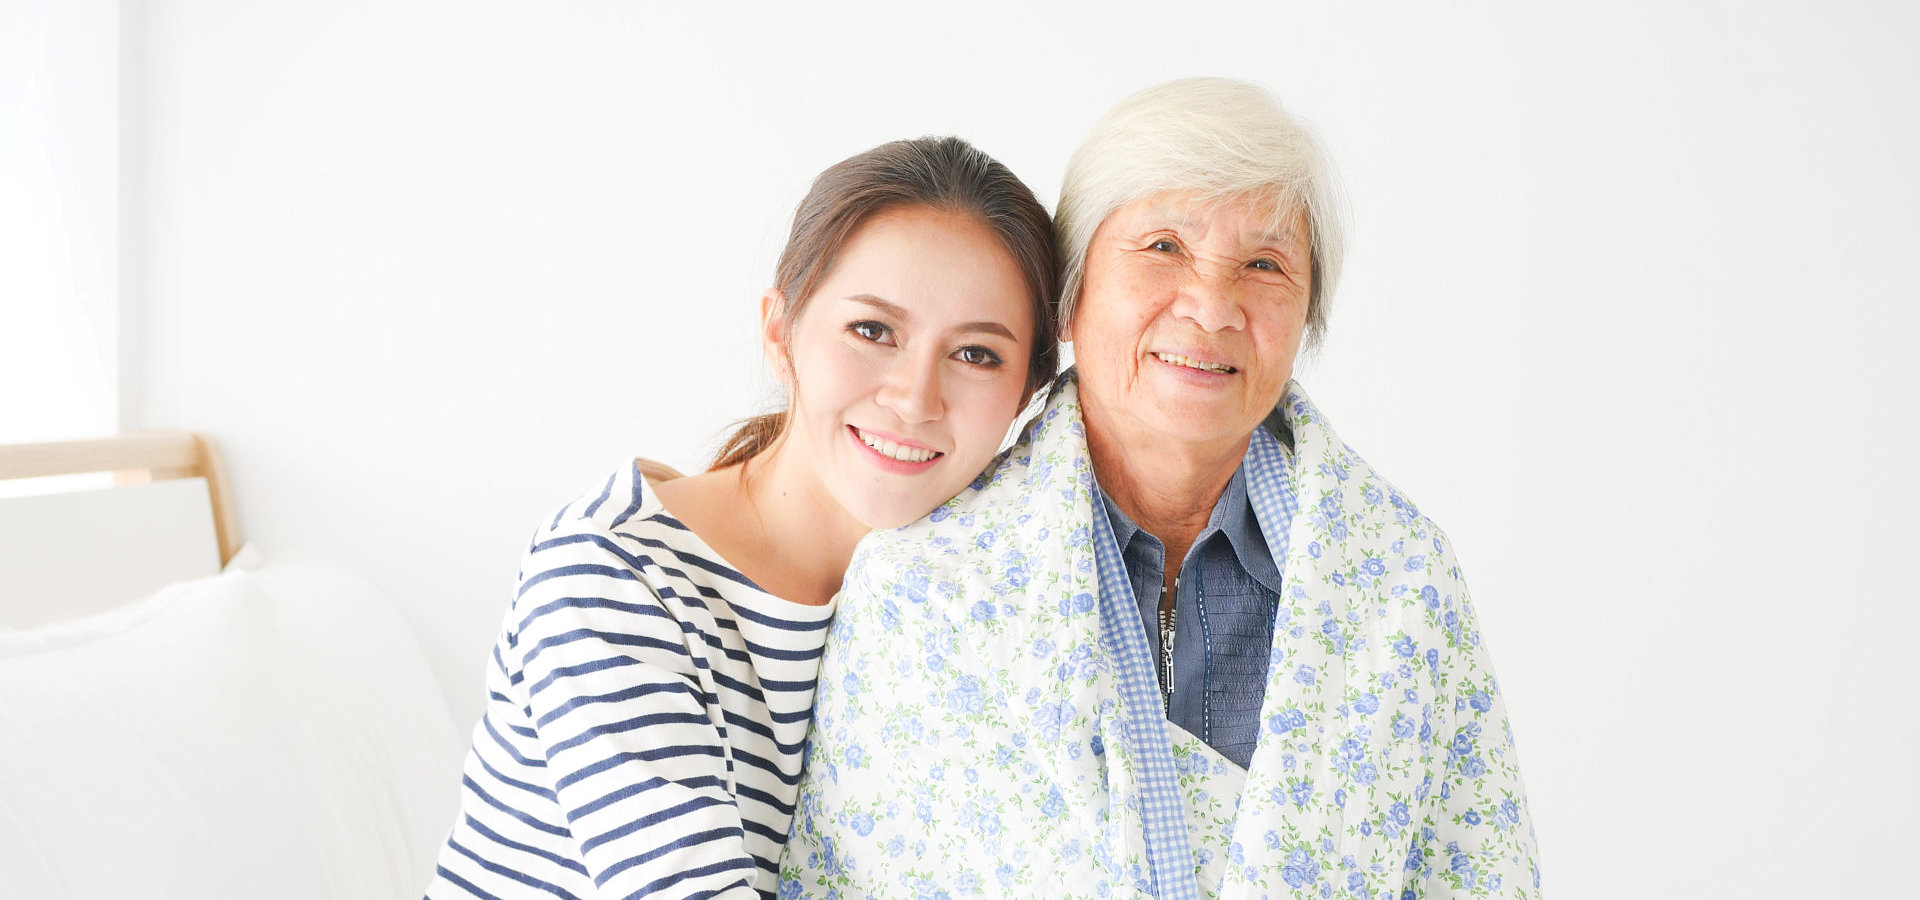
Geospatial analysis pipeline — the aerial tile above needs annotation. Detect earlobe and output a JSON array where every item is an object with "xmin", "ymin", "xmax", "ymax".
[{"xmin": 760, "ymin": 289, "xmax": 795, "ymax": 386}]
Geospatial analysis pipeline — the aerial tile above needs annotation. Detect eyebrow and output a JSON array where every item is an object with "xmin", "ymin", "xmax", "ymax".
[
  {"xmin": 1142, "ymin": 204, "xmax": 1304, "ymax": 249},
  {"xmin": 846, "ymin": 294, "xmax": 1019, "ymax": 341}
]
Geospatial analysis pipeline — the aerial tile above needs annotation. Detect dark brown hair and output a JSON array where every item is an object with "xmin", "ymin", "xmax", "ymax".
[{"xmin": 711, "ymin": 136, "xmax": 1060, "ymax": 470}]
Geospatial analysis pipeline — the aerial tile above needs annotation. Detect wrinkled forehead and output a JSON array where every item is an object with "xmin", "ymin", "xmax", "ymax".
[{"xmin": 1121, "ymin": 189, "xmax": 1308, "ymax": 246}]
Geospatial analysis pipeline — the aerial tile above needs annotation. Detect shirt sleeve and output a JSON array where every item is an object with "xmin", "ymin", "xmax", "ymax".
[
  {"xmin": 1409, "ymin": 565, "xmax": 1541, "ymax": 899},
  {"xmin": 509, "ymin": 525, "xmax": 763, "ymax": 900}
]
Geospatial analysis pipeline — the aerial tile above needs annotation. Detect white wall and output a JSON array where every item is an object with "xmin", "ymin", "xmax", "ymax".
[{"xmin": 133, "ymin": 1, "xmax": 1920, "ymax": 895}]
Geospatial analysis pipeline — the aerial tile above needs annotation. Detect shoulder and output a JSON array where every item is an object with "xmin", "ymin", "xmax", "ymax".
[
  {"xmin": 845, "ymin": 380, "xmax": 1097, "ymax": 610},
  {"xmin": 535, "ymin": 462, "xmax": 730, "ymax": 560},
  {"xmin": 1281, "ymin": 385, "xmax": 1455, "ymax": 551},
  {"xmin": 1279, "ymin": 390, "xmax": 1488, "ymax": 634},
  {"xmin": 536, "ymin": 460, "xmax": 678, "ymax": 542},
  {"xmin": 517, "ymin": 461, "xmax": 756, "ymax": 609}
]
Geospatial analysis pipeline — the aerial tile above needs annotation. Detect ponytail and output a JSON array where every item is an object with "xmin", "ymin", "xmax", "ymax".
[{"xmin": 710, "ymin": 411, "xmax": 786, "ymax": 472}]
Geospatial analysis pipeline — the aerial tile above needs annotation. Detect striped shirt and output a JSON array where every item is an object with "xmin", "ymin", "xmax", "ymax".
[{"xmin": 426, "ymin": 461, "xmax": 836, "ymax": 900}]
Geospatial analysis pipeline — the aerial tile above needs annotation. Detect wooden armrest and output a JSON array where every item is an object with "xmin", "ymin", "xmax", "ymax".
[{"xmin": 0, "ymin": 431, "xmax": 242, "ymax": 565}]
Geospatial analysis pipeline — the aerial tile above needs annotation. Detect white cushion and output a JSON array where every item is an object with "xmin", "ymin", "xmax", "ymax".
[{"xmin": 0, "ymin": 561, "xmax": 461, "ymax": 900}]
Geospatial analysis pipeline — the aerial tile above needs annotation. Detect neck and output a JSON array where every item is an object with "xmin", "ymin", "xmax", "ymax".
[
  {"xmin": 1083, "ymin": 405, "xmax": 1246, "ymax": 567},
  {"xmin": 730, "ymin": 437, "xmax": 871, "ymax": 605}
]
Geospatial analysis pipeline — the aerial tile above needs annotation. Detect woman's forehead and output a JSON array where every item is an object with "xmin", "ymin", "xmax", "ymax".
[{"xmin": 1113, "ymin": 190, "xmax": 1307, "ymax": 246}]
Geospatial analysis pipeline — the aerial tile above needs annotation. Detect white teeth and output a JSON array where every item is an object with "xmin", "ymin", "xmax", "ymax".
[
  {"xmin": 857, "ymin": 428, "xmax": 941, "ymax": 463},
  {"xmin": 1155, "ymin": 352, "xmax": 1234, "ymax": 373}
]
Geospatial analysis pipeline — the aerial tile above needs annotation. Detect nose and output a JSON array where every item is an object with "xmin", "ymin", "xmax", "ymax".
[
  {"xmin": 875, "ymin": 351, "xmax": 944, "ymax": 425},
  {"xmin": 1172, "ymin": 265, "xmax": 1246, "ymax": 333}
]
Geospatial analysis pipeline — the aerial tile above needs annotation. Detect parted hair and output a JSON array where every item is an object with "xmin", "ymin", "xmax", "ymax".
[
  {"xmin": 712, "ymin": 136, "xmax": 1060, "ymax": 471},
  {"xmin": 1056, "ymin": 77, "xmax": 1347, "ymax": 348}
]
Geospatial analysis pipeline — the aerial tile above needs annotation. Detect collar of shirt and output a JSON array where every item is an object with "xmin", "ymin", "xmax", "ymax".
[{"xmin": 1097, "ymin": 459, "xmax": 1284, "ymax": 598}]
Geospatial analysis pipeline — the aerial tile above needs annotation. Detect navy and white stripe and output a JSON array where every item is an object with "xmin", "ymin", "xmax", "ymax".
[{"xmin": 427, "ymin": 461, "xmax": 835, "ymax": 900}]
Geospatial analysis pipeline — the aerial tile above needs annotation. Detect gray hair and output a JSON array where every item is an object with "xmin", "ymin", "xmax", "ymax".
[{"xmin": 1056, "ymin": 77, "xmax": 1347, "ymax": 348}]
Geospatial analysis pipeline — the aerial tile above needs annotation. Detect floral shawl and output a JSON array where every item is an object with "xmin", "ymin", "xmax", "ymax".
[{"xmin": 781, "ymin": 374, "xmax": 1538, "ymax": 899}]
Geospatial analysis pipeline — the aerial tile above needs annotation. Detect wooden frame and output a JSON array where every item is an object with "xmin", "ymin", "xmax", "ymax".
[{"xmin": 0, "ymin": 431, "xmax": 242, "ymax": 565}]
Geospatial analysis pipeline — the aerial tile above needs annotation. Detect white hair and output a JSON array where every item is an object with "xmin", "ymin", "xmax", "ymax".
[{"xmin": 1056, "ymin": 77, "xmax": 1348, "ymax": 347}]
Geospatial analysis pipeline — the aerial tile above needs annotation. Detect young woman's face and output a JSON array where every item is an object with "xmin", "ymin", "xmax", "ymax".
[{"xmin": 768, "ymin": 204, "xmax": 1035, "ymax": 530}]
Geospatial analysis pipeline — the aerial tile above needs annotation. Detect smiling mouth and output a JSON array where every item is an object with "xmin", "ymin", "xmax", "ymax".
[
  {"xmin": 1154, "ymin": 352, "xmax": 1236, "ymax": 374},
  {"xmin": 853, "ymin": 427, "xmax": 943, "ymax": 464}
]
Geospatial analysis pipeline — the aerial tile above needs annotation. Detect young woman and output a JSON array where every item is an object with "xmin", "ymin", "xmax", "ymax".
[{"xmin": 425, "ymin": 137, "xmax": 1059, "ymax": 900}]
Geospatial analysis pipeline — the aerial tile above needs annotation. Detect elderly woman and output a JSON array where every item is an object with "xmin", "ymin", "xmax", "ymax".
[{"xmin": 783, "ymin": 79, "xmax": 1538, "ymax": 899}]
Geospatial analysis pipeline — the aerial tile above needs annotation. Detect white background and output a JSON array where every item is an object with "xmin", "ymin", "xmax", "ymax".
[
  {"xmin": 71, "ymin": 0, "xmax": 1920, "ymax": 895},
  {"xmin": 1, "ymin": 0, "xmax": 118, "ymax": 446}
]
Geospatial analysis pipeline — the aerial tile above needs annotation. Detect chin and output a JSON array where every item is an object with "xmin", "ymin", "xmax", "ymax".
[
  {"xmin": 1144, "ymin": 408, "xmax": 1242, "ymax": 442},
  {"xmin": 856, "ymin": 507, "xmax": 924, "ymax": 531},
  {"xmin": 839, "ymin": 491, "xmax": 930, "ymax": 531}
]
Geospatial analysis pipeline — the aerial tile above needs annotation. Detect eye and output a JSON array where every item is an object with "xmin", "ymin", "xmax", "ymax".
[
  {"xmin": 1249, "ymin": 258, "xmax": 1281, "ymax": 272},
  {"xmin": 952, "ymin": 345, "xmax": 1003, "ymax": 368},
  {"xmin": 849, "ymin": 320, "xmax": 894, "ymax": 344},
  {"xmin": 1149, "ymin": 239, "xmax": 1179, "ymax": 253}
]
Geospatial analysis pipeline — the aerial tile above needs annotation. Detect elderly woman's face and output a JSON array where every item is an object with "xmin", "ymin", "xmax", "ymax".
[{"xmin": 1068, "ymin": 191, "xmax": 1311, "ymax": 457}]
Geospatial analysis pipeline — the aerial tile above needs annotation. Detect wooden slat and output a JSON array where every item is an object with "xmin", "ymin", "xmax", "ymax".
[
  {"xmin": 0, "ymin": 430, "xmax": 243, "ymax": 565},
  {"xmin": 196, "ymin": 434, "xmax": 242, "ymax": 565},
  {"xmin": 0, "ymin": 431, "xmax": 200, "ymax": 481}
]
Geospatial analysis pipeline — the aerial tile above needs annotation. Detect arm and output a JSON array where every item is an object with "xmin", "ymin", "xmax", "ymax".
[{"xmin": 512, "ymin": 527, "xmax": 763, "ymax": 900}]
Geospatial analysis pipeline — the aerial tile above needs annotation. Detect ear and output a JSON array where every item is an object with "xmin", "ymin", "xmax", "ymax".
[
  {"xmin": 759, "ymin": 289, "xmax": 795, "ymax": 386},
  {"xmin": 1060, "ymin": 288, "xmax": 1082, "ymax": 344}
]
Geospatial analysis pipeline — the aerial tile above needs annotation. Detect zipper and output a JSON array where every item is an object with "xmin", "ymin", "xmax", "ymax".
[{"xmin": 1158, "ymin": 574, "xmax": 1178, "ymax": 713}]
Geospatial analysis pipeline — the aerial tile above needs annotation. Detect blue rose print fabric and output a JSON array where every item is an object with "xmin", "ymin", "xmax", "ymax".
[{"xmin": 781, "ymin": 374, "xmax": 1539, "ymax": 898}]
